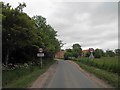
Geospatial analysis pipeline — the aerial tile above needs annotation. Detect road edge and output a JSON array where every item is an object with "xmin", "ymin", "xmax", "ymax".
[
  {"xmin": 29, "ymin": 61, "xmax": 57, "ymax": 88},
  {"xmin": 68, "ymin": 60, "xmax": 114, "ymax": 88}
]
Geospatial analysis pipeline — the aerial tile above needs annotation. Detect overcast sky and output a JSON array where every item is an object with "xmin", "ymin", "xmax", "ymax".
[{"xmin": 2, "ymin": 0, "xmax": 119, "ymax": 50}]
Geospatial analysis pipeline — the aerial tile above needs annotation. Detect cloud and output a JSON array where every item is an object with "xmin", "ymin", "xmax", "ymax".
[
  {"xmin": 2, "ymin": 0, "xmax": 118, "ymax": 50},
  {"xmin": 47, "ymin": 2, "xmax": 118, "ymax": 50}
]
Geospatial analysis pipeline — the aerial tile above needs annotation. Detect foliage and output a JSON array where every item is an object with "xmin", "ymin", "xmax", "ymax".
[
  {"xmin": 77, "ymin": 57, "xmax": 119, "ymax": 73},
  {"xmin": 72, "ymin": 43, "xmax": 82, "ymax": 58},
  {"xmin": 64, "ymin": 43, "xmax": 82, "ymax": 59},
  {"xmin": 2, "ymin": 2, "xmax": 60, "ymax": 65},
  {"xmin": 64, "ymin": 49, "xmax": 73, "ymax": 60},
  {"xmin": 2, "ymin": 59, "xmax": 55, "ymax": 88},
  {"xmin": 115, "ymin": 49, "xmax": 120, "ymax": 56},
  {"xmin": 85, "ymin": 52, "xmax": 91, "ymax": 57},
  {"xmin": 75, "ymin": 61, "xmax": 119, "ymax": 88},
  {"xmin": 94, "ymin": 49, "xmax": 102, "ymax": 58},
  {"xmin": 99, "ymin": 49, "xmax": 105, "ymax": 57},
  {"xmin": 106, "ymin": 50, "xmax": 115, "ymax": 57},
  {"xmin": 32, "ymin": 15, "xmax": 61, "ymax": 59}
]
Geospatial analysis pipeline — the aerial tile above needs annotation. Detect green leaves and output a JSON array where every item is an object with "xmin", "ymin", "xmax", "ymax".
[
  {"xmin": 94, "ymin": 49, "xmax": 102, "ymax": 58},
  {"xmin": 2, "ymin": 2, "xmax": 60, "ymax": 64},
  {"xmin": 33, "ymin": 15, "xmax": 60, "ymax": 58},
  {"xmin": 72, "ymin": 43, "xmax": 82, "ymax": 58},
  {"xmin": 64, "ymin": 43, "xmax": 82, "ymax": 59},
  {"xmin": 106, "ymin": 50, "xmax": 115, "ymax": 57}
]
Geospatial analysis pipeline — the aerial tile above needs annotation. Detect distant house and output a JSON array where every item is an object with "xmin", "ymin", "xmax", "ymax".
[
  {"xmin": 82, "ymin": 49, "xmax": 89, "ymax": 57},
  {"xmin": 82, "ymin": 48, "xmax": 94, "ymax": 57},
  {"xmin": 55, "ymin": 51, "xmax": 65, "ymax": 59}
]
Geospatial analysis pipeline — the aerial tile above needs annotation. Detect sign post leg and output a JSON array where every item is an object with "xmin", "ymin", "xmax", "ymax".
[
  {"xmin": 37, "ymin": 48, "xmax": 44, "ymax": 68},
  {"xmin": 89, "ymin": 52, "xmax": 94, "ymax": 59},
  {"xmin": 40, "ymin": 57, "xmax": 42, "ymax": 68}
]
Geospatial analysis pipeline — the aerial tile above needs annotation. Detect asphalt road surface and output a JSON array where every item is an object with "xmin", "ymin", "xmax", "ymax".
[{"xmin": 46, "ymin": 60, "xmax": 102, "ymax": 88}]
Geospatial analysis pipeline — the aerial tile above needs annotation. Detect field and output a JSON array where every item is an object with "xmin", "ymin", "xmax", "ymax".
[
  {"xmin": 74, "ymin": 56, "xmax": 119, "ymax": 87},
  {"xmin": 76, "ymin": 56, "xmax": 119, "ymax": 73}
]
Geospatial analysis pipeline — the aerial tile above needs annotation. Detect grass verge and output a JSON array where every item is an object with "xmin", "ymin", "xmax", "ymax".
[
  {"xmin": 74, "ymin": 61, "xmax": 119, "ymax": 88},
  {"xmin": 2, "ymin": 60, "xmax": 55, "ymax": 88}
]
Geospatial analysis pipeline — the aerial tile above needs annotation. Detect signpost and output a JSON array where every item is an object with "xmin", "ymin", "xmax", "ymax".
[
  {"xmin": 38, "ymin": 48, "xmax": 43, "ymax": 52},
  {"xmin": 89, "ymin": 48, "xmax": 94, "ymax": 59},
  {"xmin": 37, "ymin": 48, "xmax": 44, "ymax": 68},
  {"xmin": 37, "ymin": 53, "xmax": 44, "ymax": 57}
]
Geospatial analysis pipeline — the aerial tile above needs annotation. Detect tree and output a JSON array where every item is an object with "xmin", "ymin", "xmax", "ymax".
[
  {"xmin": 16, "ymin": 3, "xmax": 26, "ymax": 12},
  {"xmin": 99, "ymin": 49, "xmax": 105, "ymax": 57},
  {"xmin": 33, "ymin": 15, "xmax": 61, "ymax": 59},
  {"xmin": 2, "ymin": 2, "xmax": 36, "ymax": 64},
  {"xmin": 64, "ymin": 49, "xmax": 73, "ymax": 60},
  {"xmin": 2, "ymin": 2, "xmax": 61, "ymax": 65},
  {"xmin": 106, "ymin": 50, "xmax": 115, "ymax": 57},
  {"xmin": 94, "ymin": 49, "xmax": 102, "ymax": 58},
  {"xmin": 85, "ymin": 52, "xmax": 90, "ymax": 57},
  {"xmin": 72, "ymin": 43, "xmax": 82, "ymax": 58},
  {"xmin": 115, "ymin": 49, "xmax": 120, "ymax": 56},
  {"xmin": 64, "ymin": 43, "xmax": 82, "ymax": 59}
]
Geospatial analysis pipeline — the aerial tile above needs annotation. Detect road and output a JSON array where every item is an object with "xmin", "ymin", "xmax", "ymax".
[{"xmin": 46, "ymin": 60, "xmax": 102, "ymax": 88}]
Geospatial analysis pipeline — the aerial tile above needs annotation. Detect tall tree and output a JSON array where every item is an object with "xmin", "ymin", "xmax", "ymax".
[
  {"xmin": 2, "ymin": 2, "xmax": 37, "ymax": 64},
  {"xmin": 16, "ymin": 2, "xmax": 26, "ymax": 12},
  {"xmin": 72, "ymin": 43, "xmax": 82, "ymax": 58},
  {"xmin": 32, "ymin": 15, "xmax": 61, "ymax": 59},
  {"xmin": 2, "ymin": 2, "xmax": 61, "ymax": 64}
]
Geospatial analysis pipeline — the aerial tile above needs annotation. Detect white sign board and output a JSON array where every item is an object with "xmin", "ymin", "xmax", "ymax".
[{"xmin": 37, "ymin": 53, "xmax": 44, "ymax": 57}]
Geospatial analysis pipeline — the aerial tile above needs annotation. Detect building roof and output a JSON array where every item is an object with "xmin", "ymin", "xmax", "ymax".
[{"xmin": 82, "ymin": 49, "xmax": 89, "ymax": 53}]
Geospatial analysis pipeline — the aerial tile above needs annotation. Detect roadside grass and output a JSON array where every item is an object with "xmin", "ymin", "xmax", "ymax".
[
  {"xmin": 74, "ymin": 59, "xmax": 119, "ymax": 88},
  {"xmin": 76, "ymin": 56, "xmax": 119, "ymax": 74},
  {"xmin": 2, "ymin": 59, "xmax": 55, "ymax": 88}
]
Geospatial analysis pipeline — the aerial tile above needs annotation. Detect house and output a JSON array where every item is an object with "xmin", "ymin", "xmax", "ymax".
[
  {"xmin": 82, "ymin": 48, "xmax": 94, "ymax": 57},
  {"xmin": 55, "ymin": 51, "xmax": 65, "ymax": 59},
  {"xmin": 82, "ymin": 49, "xmax": 89, "ymax": 57}
]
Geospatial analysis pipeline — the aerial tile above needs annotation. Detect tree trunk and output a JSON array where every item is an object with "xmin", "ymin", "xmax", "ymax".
[{"xmin": 5, "ymin": 49, "xmax": 9, "ymax": 65}]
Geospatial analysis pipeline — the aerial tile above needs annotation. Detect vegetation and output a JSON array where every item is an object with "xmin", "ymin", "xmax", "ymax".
[
  {"xmin": 64, "ymin": 43, "xmax": 82, "ymax": 60},
  {"xmin": 72, "ymin": 44, "xmax": 82, "ymax": 58},
  {"xmin": 64, "ymin": 44, "xmax": 118, "ymax": 60},
  {"xmin": 75, "ymin": 61, "xmax": 119, "ymax": 87},
  {"xmin": 115, "ymin": 49, "xmax": 120, "ymax": 56},
  {"xmin": 2, "ymin": 2, "xmax": 61, "ymax": 88},
  {"xmin": 75, "ymin": 57, "xmax": 119, "ymax": 73},
  {"xmin": 3, "ymin": 59, "xmax": 55, "ymax": 88},
  {"xmin": 106, "ymin": 50, "xmax": 116, "ymax": 57},
  {"xmin": 73, "ymin": 56, "xmax": 119, "ymax": 87},
  {"xmin": 64, "ymin": 49, "xmax": 73, "ymax": 60},
  {"xmin": 94, "ymin": 49, "xmax": 104, "ymax": 58},
  {"xmin": 2, "ymin": 2, "xmax": 61, "ymax": 65},
  {"xmin": 1, "ymin": 1, "xmax": 119, "ymax": 88},
  {"xmin": 85, "ymin": 49, "xmax": 116, "ymax": 58}
]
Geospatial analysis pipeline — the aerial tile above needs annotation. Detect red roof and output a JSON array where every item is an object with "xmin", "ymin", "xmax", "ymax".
[{"xmin": 82, "ymin": 49, "xmax": 89, "ymax": 53}]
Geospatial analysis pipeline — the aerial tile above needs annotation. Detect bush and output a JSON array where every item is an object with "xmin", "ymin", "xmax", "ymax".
[
  {"xmin": 85, "ymin": 52, "xmax": 90, "ymax": 57},
  {"xmin": 94, "ymin": 49, "xmax": 101, "ymax": 58},
  {"xmin": 106, "ymin": 50, "xmax": 115, "ymax": 57}
]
